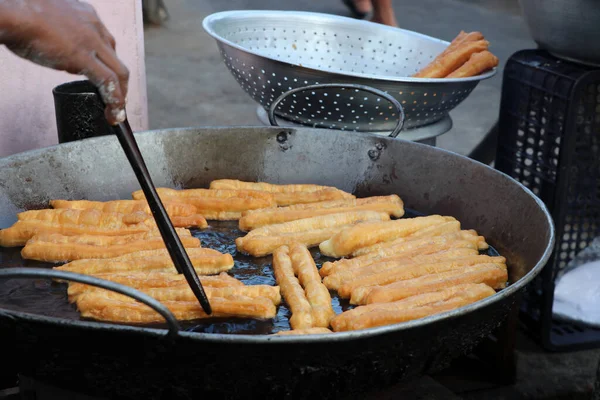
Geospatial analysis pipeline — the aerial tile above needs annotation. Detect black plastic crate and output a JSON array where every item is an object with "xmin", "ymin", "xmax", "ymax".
[{"xmin": 495, "ymin": 49, "xmax": 600, "ymax": 351}]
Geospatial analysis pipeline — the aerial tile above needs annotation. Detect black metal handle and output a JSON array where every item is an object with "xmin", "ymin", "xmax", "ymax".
[
  {"xmin": 267, "ymin": 83, "xmax": 406, "ymax": 138},
  {"xmin": 0, "ymin": 268, "xmax": 181, "ymax": 337},
  {"xmin": 111, "ymin": 119, "xmax": 212, "ymax": 315}
]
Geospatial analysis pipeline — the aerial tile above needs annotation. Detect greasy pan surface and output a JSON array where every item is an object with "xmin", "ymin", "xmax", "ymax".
[{"xmin": 0, "ymin": 127, "xmax": 554, "ymax": 398}]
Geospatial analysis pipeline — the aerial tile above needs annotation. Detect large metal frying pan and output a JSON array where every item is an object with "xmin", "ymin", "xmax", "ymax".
[{"xmin": 0, "ymin": 126, "xmax": 554, "ymax": 399}]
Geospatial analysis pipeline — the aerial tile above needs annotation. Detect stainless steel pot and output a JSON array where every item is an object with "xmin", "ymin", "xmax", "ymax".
[{"xmin": 519, "ymin": 0, "xmax": 600, "ymax": 67}]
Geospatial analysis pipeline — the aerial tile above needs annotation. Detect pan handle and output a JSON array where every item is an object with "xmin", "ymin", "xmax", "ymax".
[
  {"xmin": 267, "ymin": 83, "xmax": 406, "ymax": 138},
  {"xmin": 0, "ymin": 268, "xmax": 181, "ymax": 337}
]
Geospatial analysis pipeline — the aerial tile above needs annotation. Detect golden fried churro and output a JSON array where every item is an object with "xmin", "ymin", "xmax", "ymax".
[
  {"xmin": 337, "ymin": 255, "xmax": 506, "ymax": 298},
  {"xmin": 132, "ymin": 188, "xmax": 277, "ymax": 220},
  {"xmin": 49, "ymin": 199, "xmax": 197, "ymax": 217},
  {"xmin": 21, "ymin": 230, "xmax": 201, "ymax": 262},
  {"xmin": 440, "ymin": 31, "xmax": 484, "ymax": 56},
  {"xmin": 20, "ymin": 208, "xmax": 202, "ymax": 230},
  {"xmin": 274, "ymin": 327, "xmax": 333, "ymax": 335},
  {"xmin": 273, "ymin": 246, "xmax": 314, "ymax": 329},
  {"xmin": 264, "ymin": 198, "xmax": 358, "ymax": 211},
  {"xmin": 68, "ymin": 271, "xmax": 243, "ymax": 292},
  {"xmin": 144, "ymin": 285, "xmax": 281, "ymax": 305},
  {"xmin": 55, "ymin": 248, "xmax": 233, "ymax": 275},
  {"xmin": 209, "ymin": 179, "xmax": 334, "ymax": 192},
  {"xmin": 403, "ymin": 220, "xmax": 461, "ymax": 238},
  {"xmin": 239, "ymin": 195, "xmax": 404, "ymax": 231},
  {"xmin": 69, "ymin": 284, "xmax": 281, "ymax": 306},
  {"xmin": 237, "ymin": 226, "xmax": 353, "ymax": 258},
  {"xmin": 447, "ymin": 50, "xmax": 499, "ymax": 78},
  {"xmin": 351, "ymin": 228, "xmax": 487, "ymax": 258},
  {"xmin": 272, "ymin": 189, "xmax": 355, "ymax": 207},
  {"xmin": 412, "ymin": 39, "xmax": 489, "ymax": 78},
  {"xmin": 119, "ymin": 211, "xmax": 208, "ymax": 229},
  {"xmin": 331, "ymin": 283, "xmax": 495, "ymax": 332},
  {"xmin": 209, "ymin": 179, "xmax": 354, "ymax": 206},
  {"xmin": 0, "ymin": 209, "xmax": 151, "ymax": 247},
  {"xmin": 236, "ymin": 211, "xmax": 390, "ymax": 257},
  {"xmin": 320, "ymin": 236, "xmax": 481, "ymax": 277},
  {"xmin": 412, "ymin": 31, "xmax": 486, "ymax": 78},
  {"xmin": 75, "ymin": 293, "xmax": 276, "ymax": 323},
  {"xmin": 243, "ymin": 211, "xmax": 391, "ymax": 239},
  {"xmin": 169, "ymin": 215, "xmax": 209, "ymax": 228},
  {"xmin": 319, "ymin": 215, "xmax": 455, "ymax": 258},
  {"xmin": 289, "ymin": 243, "xmax": 335, "ymax": 328},
  {"xmin": 323, "ymin": 247, "xmax": 480, "ymax": 290},
  {"xmin": 351, "ymin": 263, "xmax": 507, "ymax": 305}
]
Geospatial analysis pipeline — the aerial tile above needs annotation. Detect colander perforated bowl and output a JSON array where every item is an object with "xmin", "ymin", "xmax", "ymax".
[{"xmin": 202, "ymin": 10, "xmax": 497, "ymax": 133}]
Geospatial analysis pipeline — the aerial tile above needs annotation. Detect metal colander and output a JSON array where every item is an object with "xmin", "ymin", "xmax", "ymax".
[{"xmin": 203, "ymin": 10, "xmax": 497, "ymax": 134}]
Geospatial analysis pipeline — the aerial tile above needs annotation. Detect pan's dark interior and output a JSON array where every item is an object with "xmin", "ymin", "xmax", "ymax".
[
  {"xmin": 0, "ymin": 127, "xmax": 553, "ymax": 333},
  {"xmin": 0, "ymin": 208, "xmax": 502, "ymax": 334}
]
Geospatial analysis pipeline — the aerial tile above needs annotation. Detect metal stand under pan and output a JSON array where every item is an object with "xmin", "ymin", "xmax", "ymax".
[{"xmin": 256, "ymin": 105, "xmax": 453, "ymax": 147}]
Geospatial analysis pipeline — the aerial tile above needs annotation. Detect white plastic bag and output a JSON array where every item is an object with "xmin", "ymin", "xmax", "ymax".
[{"xmin": 553, "ymin": 237, "xmax": 600, "ymax": 327}]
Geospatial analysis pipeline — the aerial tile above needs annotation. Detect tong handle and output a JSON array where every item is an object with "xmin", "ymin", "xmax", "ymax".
[
  {"xmin": 267, "ymin": 83, "xmax": 406, "ymax": 138},
  {"xmin": 111, "ymin": 119, "xmax": 212, "ymax": 315},
  {"xmin": 0, "ymin": 268, "xmax": 181, "ymax": 337}
]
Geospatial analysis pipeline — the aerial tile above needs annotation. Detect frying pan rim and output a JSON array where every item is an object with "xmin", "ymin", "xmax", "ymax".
[{"xmin": 0, "ymin": 125, "xmax": 555, "ymax": 343}]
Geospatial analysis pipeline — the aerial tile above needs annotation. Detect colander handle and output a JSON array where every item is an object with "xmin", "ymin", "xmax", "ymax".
[
  {"xmin": 267, "ymin": 83, "xmax": 405, "ymax": 138},
  {"xmin": 0, "ymin": 267, "xmax": 181, "ymax": 337}
]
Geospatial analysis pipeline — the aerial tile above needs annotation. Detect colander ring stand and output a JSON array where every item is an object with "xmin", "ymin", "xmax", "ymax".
[{"xmin": 268, "ymin": 83, "xmax": 405, "ymax": 138}]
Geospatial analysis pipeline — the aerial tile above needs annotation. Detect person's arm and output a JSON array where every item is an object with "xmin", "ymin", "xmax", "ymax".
[{"xmin": 0, "ymin": 0, "xmax": 129, "ymax": 125}]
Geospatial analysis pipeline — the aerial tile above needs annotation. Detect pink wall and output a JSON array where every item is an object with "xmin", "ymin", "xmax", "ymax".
[{"xmin": 0, "ymin": 0, "xmax": 148, "ymax": 158}]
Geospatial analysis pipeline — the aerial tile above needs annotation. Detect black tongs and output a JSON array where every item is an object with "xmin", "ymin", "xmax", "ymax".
[{"xmin": 110, "ymin": 116, "xmax": 212, "ymax": 315}]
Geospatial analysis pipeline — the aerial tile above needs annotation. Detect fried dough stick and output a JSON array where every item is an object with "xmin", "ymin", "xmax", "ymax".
[
  {"xmin": 352, "ymin": 225, "xmax": 488, "ymax": 257},
  {"xmin": 447, "ymin": 51, "xmax": 499, "ymax": 78},
  {"xmin": 440, "ymin": 31, "xmax": 484, "ymax": 56},
  {"xmin": 68, "ymin": 271, "xmax": 243, "ymax": 291},
  {"xmin": 21, "ymin": 230, "xmax": 201, "ymax": 262},
  {"xmin": 132, "ymin": 188, "xmax": 276, "ymax": 220},
  {"xmin": 273, "ymin": 246, "xmax": 314, "ymax": 329},
  {"xmin": 0, "ymin": 210, "xmax": 151, "ymax": 247},
  {"xmin": 331, "ymin": 283, "xmax": 495, "ymax": 332},
  {"xmin": 337, "ymin": 255, "xmax": 506, "ymax": 298},
  {"xmin": 209, "ymin": 179, "xmax": 354, "ymax": 206},
  {"xmin": 50, "ymin": 199, "xmax": 197, "ymax": 217},
  {"xmin": 242, "ymin": 211, "xmax": 391, "ymax": 240},
  {"xmin": 351, "ymin": 263, "xmax": 507, "ymax": 305},
  {"xmin": 236, "ymin": 211, "xmax": 390, "ymax": 257},
  {"xmin": 412, "ymin": 31, "xmax": 485, "ymax": 78},
  {"xmin": 412, "ymin": 39, "xmax": 489, "ymax": 78},
  {"xmin": 319, "ymin": 215, "xmax": 455, "ymax": 258},
  {"xmin": 55, "ymin": 248, "xmax": 234, "ymax": 275},
  {"xmin": 238, "ymin": 226, "xmax": 353, "ymax": 258},
  {"xmin": 0, "ymin": 208, "xmax": 207, "ymax": 247},
  {"xmin": 144, "ymin": 285, "xmax": 281, "ymax": 305},
  {"xmin": 289, "ymin": 243, "xmax": 335, "ymax": 327},
  {"xmin": 75, "ymin": 293, "xmax": 276, "ymax": 323},
  {"xmin": 18, "ymin": 208, "xmax": 207, "ymax": 229},
  {"xmin": 210, "ymin": 179, "xmax": 336, "ymax": 193},
  {"xmin": 323, "ymin": 246, "xmax": 480, "ymax": 290},
  {"xmin": 320, "ymin": 232, "xmax": 483, "ymax": 277},
  {"xmin": 271, "ymin": 189, "xmax": 356, "ymax": 207},
  {"xmin": 69, "ymin": 284, "xmax": 281, "ymax": 306},
  {"xmin": 239, "ymin": 195, "xmax": 404, "ymax": 231},
  {"xmin": 274, "ymin": 328, "xmax": 333, "ymax": 335}
]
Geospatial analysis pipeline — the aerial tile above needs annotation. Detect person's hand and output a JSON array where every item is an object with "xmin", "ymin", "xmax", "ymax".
[{"xmin": 0, "ymin": 0, "xmax": 129, "ymax": 125}]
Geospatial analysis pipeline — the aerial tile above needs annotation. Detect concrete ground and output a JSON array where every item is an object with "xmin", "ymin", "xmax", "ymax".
[
  {"xmin": 143, "ymin": 0, "xmax": 535, "ymax": 155},
  {"xmin": 143, "ymin": 1, "xmax": 599, "ymax": 399}
]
